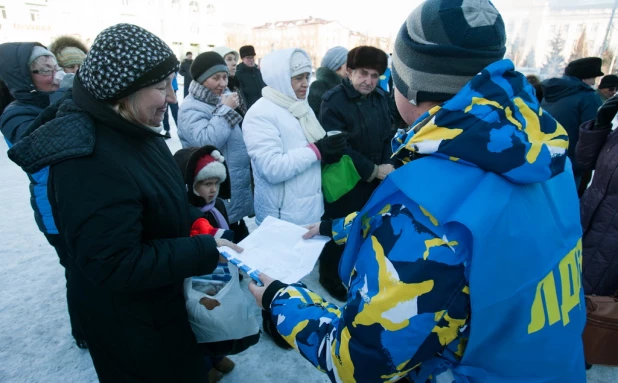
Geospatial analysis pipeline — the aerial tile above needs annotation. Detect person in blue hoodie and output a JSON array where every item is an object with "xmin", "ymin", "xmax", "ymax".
[
  {"xmin": 248, "ymin": 1, "xmax": 586, "ymax": 382},
  {"xmin": 542, "ymin": 57, "xmax": 604, "ymax": 188},
  {"xmin": 0, "ymin": 42, "xmax": 86, "ymax": 348}
]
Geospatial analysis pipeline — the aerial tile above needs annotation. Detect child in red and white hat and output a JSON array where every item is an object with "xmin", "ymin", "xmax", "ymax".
[
  {"xmin": 173, "ymin": 145, "xmax": 245, "ymax": 381},
  {"xmin": 174, "ymin": 145, "xmax": 235, "ymax": 241}
]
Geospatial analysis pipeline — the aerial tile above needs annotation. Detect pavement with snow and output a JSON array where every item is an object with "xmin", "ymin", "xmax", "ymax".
[{"xmin": 1, "ymin": 122, "xmax": 617, "ymax": 382}]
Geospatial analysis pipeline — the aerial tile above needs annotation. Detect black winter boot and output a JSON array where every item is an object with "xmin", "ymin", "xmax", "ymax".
[
  {"xmin": 319, "ymin": 276, "xmax": 348, "ymax": 302},
  {"xmin": 75, "ymin": 339, "xmax": 88, "ymax": 349},
  {"xmin": 262, "ymin": 310, "xmax": 292, "ymax": 350},
  {"xmin": 319, "ymin": 240, "xmax": 348, "ymax": 301}
]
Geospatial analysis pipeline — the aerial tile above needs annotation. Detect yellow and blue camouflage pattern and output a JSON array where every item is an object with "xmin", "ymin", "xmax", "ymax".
[
  {"xmin": 391, "ymin": 60, "xmax": 568, "ymax": 184},
  {"xmin": 267, "ymin": 59, "xmax": 578, "ymax": 383},
  {"xmin": 270, "ymin": 198, "xmax": 471, "ymax": 383}
]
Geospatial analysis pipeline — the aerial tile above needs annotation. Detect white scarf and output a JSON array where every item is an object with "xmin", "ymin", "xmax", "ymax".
[{"xmin": 262, "ymin": 86, "xmax": 326, "ymax": 144}]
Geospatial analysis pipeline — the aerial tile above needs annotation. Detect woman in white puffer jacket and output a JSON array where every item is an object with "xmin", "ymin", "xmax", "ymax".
[{"xmin": 242, "ymin": 48, "xmax": 345, "ymax": 226}]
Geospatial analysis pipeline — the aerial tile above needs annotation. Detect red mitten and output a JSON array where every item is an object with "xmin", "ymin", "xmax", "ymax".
[{"xmin": 190, "ymin": 218, "xmax": 217, "ymax": 237}]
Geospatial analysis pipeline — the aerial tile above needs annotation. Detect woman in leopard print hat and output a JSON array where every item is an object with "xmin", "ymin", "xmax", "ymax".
[{"xmin": 8, "ymin": 23, "xmax": 241, "ymax": 382}]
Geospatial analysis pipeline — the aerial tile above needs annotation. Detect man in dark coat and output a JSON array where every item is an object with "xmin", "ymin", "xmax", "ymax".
[
  {"xmin": 0, "ymin": 41, "xmax": 87, "ymax": 347},
  {"xmin": 179, "ymin": 51, "xmax": 193, "ymax": 98},
  {"xmin": 317, "ymin": 46, "xmax": 394, "ymax": 300},
  {"xmin": 235, "ymin": 45, "xmax": 266, "ymax": 110},
  {"xmin": 597, "ymin": 74, "xmax": 618, "ymax": 102},
  {"xmin": 8, "ymin": 24, "xmax": 228, "ymax": 382},
  {"xmin": 541, "ymin": 57, "xmax": 603, "ymax": 187},
  {"xmin": 308, "ymin": 46, "xmax": 348, "ymax": 116},
  {"xmin": 577, "ymin": 97, "xmax": 618, "ymax": 296}
]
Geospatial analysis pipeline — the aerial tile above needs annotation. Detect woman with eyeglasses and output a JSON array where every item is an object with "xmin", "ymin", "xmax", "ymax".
[{"xmin": 0, "ymin": 42, "xmax": 87, "ymax": 348}]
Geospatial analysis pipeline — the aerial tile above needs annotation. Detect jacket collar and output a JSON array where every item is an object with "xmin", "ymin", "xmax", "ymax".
[
  {"xmin": 316, "ymin": 67, "xmax": 343, "ymax": 88},
  {"xmin": 237, "ymin": 63, "xmax": 258, "ymax": 73},
  {"xmin": 342, "ymin": 78, "xmax": 383, "ymax": 106},
  {"xmin": 7, "ymin": 93, "xmax": 96, "ymax": 174},
  {"xmin": 342, "ymin": 78, "xmax": 361, "ymax": 99}
]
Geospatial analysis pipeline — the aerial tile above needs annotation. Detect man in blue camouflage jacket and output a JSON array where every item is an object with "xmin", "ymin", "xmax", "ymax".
[{"xmin": 249, "ymin": 1, "xmax": 586, "ymax": 382}]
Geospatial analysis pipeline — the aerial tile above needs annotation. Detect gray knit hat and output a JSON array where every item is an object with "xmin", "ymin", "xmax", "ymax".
[
  {"xmin": 28, "ymin": 45, "xmax": 55, "ymax": 66},
  {"xmin": 392, "ymin": 0, "xmax": 506, "ymax": 105},
  {"xmin": 78, "ymin": 23, "xmax": 178, "ymax": 101},
  {"xmin": 321, "ymin": 46, "xmax": 348, "ymax": 71}
]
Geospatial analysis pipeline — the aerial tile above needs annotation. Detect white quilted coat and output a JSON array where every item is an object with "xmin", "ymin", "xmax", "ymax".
[{"xmin": 242, "ymin": 48, "xmax": 324, "ymax": 226}]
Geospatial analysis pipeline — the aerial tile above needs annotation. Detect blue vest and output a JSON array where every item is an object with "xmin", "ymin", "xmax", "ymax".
[{"xmin": 341, "ymin": 156, "xmax": 586, "ymax": 382}]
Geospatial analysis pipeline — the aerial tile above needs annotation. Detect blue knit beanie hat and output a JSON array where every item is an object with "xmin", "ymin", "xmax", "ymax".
[{"xmin": 392, "ymin": 0, "xmax": 506, "ymax": 105}]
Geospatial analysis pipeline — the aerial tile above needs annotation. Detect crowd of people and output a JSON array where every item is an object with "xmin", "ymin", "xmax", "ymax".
[{"xmin": 2, "ymin": 0, "xmax": 618, "ymax": 382}]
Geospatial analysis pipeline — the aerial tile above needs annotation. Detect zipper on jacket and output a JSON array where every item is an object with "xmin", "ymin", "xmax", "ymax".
[{"xmin": 278, "ymin": 181, "xmax": 286, "ymax": 219}]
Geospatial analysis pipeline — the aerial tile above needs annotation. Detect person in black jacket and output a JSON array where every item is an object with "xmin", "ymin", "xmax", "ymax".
[
  {"xmin": 173, "ymin": 145, "xmax": 259, "ymax": 382},
  {"xmin": 0, "ymin": 78, "xmax": 12, "ymax": 115},
  {"xmin": 541, "ymin": 57, "xmax": 604, "ymax": 188},
  {"xmin": 308, "ymin": 46, "xmax": 348, "ymax": 117},
  {"xmin": 179, "ymin": 51, "xmax": 194, "ymax": 98},
  {"xmin": 8, "ymin": 24, "xmax": 240, "ymax": 383},
  {"xmin": 597, "ymin": 74, "xmax": 618, "ymax": 102},
  {"xmin": 235, "ymin": 45, "xmax": 266, "ymax": 110},
  {"xmin": 317, "ymin": 46, "xmax": 394, "ymax": 301}
]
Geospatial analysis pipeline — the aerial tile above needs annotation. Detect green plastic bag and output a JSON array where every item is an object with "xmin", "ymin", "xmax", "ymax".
[{"xmin": 322, "ymin": 155, "xmax": 361, "ymax": 203}]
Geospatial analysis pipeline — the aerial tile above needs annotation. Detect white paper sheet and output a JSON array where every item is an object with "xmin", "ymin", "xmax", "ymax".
[{"xmin": 219, "ymin": 216, "xmax": 330, "ymax": 284}]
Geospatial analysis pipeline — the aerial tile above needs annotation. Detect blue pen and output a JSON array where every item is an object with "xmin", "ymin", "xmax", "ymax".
[{"xmin": 220, "ymin": 251, "xmax": 263, "ymax": 286}]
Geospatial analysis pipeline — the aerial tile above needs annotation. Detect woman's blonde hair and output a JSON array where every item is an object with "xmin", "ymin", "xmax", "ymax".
[
  {"xmin": 111, "ymin": 80, "xmax": 168, "ymax": 131},
  {"xmin": 113, "ymin": 93, "xmax": 142, "ymax": 126}
]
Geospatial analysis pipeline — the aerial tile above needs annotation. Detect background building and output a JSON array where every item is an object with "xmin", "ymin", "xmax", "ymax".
[
  {"xmin": 494, "ymin": 0, "xmax": 618, "ymax": 78},
  {"xmin": 0, "ymin": 0, "xmax": 224, "ymax": 58},
  {"xmin": 225, "ymin": 17, "xmax": 392, "ymax": 69},
  {"xmin": 2, "ymin": 0, "xmax": 618, "ymax": 79}
]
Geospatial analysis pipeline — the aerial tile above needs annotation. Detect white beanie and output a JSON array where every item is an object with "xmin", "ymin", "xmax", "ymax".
[
  {"xmin": 212, "ymin": 46, "xmax": 239, "ymax": 62},
  {"xmin": 290, "ymin": 50, "xmax": 312, "ymax": 77}
]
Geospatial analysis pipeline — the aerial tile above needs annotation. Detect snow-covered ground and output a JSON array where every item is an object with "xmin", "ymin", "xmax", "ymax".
[{"xmin": 1, "ymin": 121, "xmax": 617, "ymax": 382}]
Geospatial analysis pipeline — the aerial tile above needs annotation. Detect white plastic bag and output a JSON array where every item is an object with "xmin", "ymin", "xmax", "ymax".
[{"xmin": 184, "ymin": 264, "xmax": 259, "ymax": 343}]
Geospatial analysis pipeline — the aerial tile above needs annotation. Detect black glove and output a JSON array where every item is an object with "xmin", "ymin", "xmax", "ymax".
[
  {"xmin": 595, "ymin": 96, "xmax": 618, "ymax": 130},
  {"xmin": 315, "ymin": 133, "xmax": 347, "ymax": 164}
]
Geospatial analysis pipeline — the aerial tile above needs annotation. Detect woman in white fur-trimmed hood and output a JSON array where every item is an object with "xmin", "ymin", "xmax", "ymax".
[
  {"xmin": 242, "ymin": 48, "xmax": 346, "ymax": 227},
  {"xmin": 242, "ymin": 47, "xmax": 346, "ymax": 351}
]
